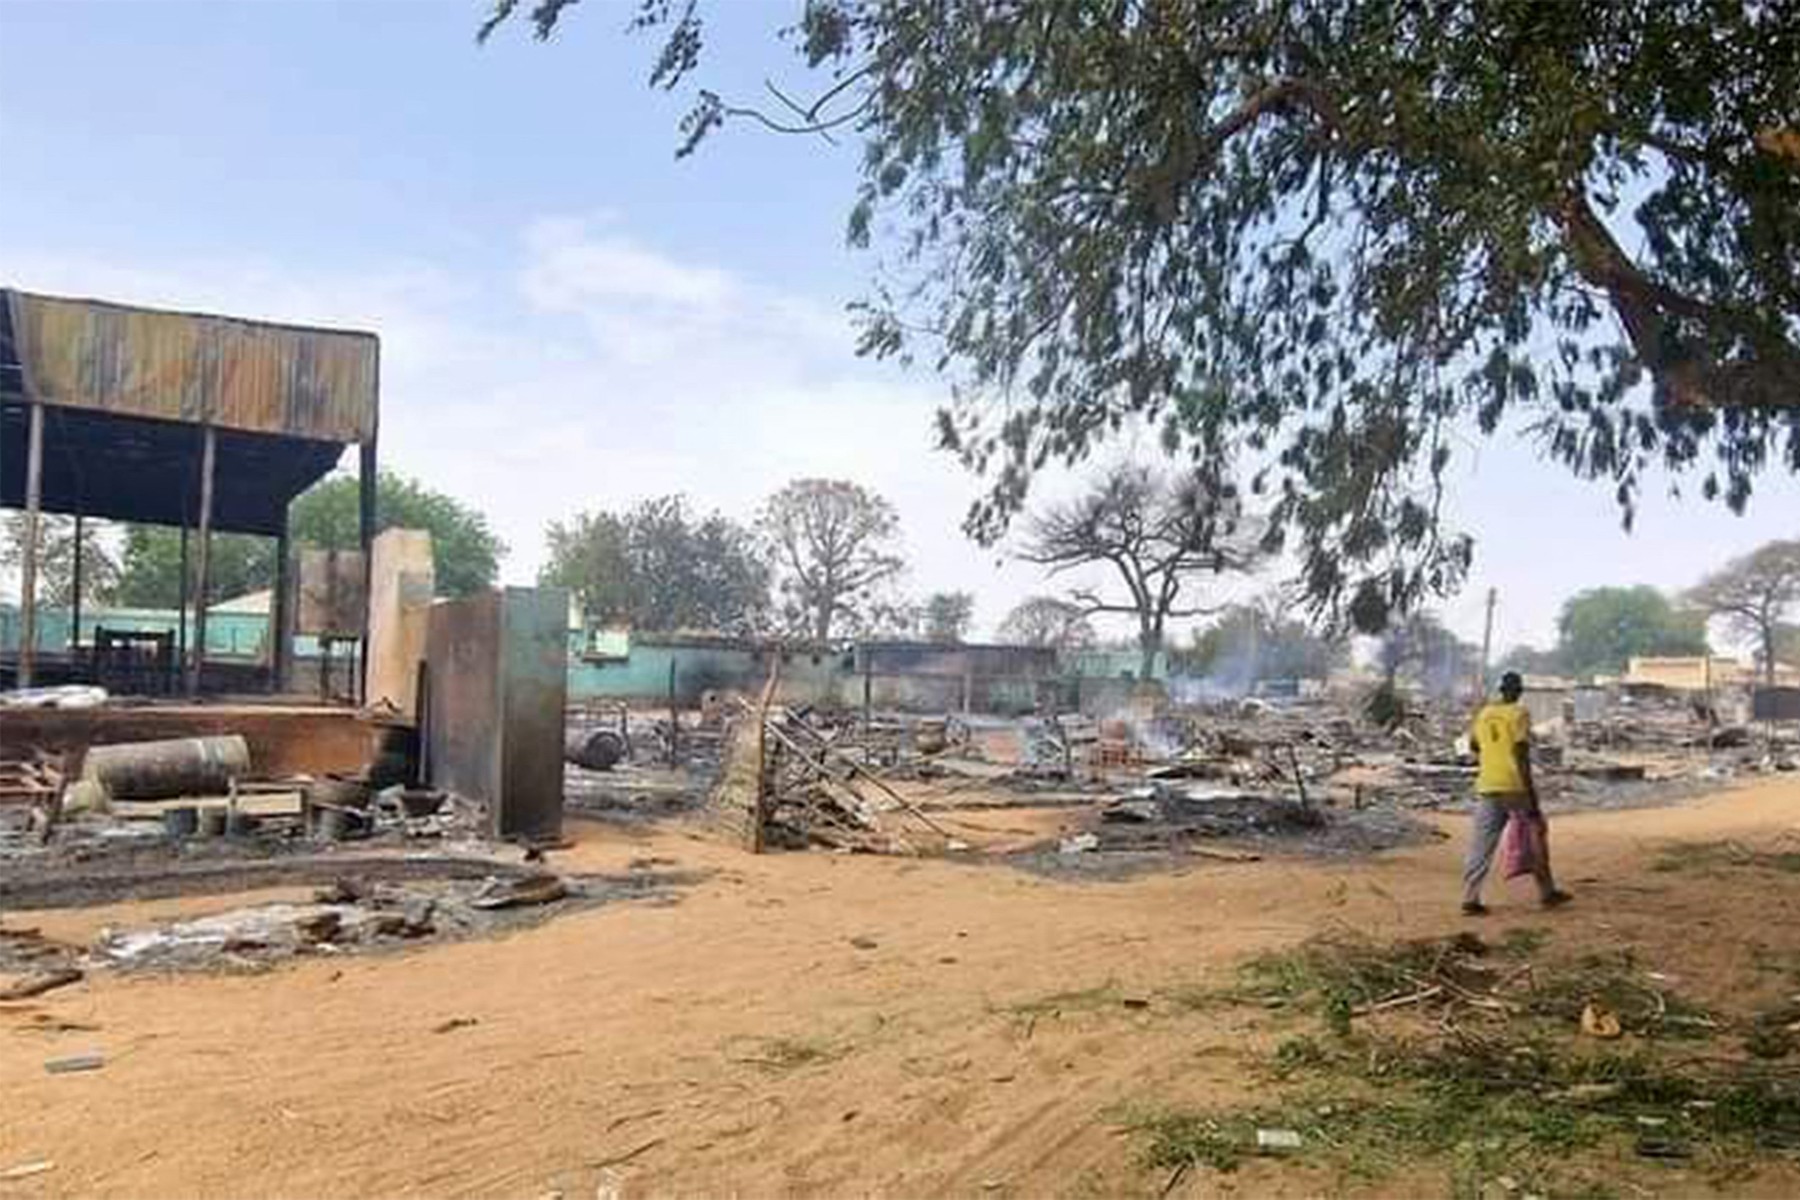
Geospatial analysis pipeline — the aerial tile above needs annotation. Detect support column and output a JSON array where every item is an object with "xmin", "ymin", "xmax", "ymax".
[
  {"xmin": 175, "ymin": 524, "xmax": 189, "ymax": 692},
  {"xmin": 17, "ymin": 403, "xmax": 44, "ymax": 687},
  {"xmin": 185, "ymin": 426, "xmax": 216, "ymax": 698},
  {"xmin": 70, "ymin": 513, "xmax": 84, "ymax": 661},
  {"xmin": 270, "ymin": 519, "xmax": 291, "ymax": 694},
  {"xmin": 358, "ymin": 436, "xmax": 378, "ymax": 704}
]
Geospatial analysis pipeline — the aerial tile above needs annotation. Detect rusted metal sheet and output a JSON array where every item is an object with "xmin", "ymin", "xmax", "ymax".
[
  {"xmin": 4, "ymin": 289, "xmax": 377, "ymax": 443},
  {"xmin": 294, "ymin": 549, "xmax": 367, "ymax": 639},
  {"xmin": 423, "ymin": 588, "xmax": 567, "ymax": 842}
]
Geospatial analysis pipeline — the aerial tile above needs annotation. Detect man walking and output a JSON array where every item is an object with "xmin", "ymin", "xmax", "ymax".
[{"xmin": 1463, "ymin": 671, "xmax": 1572, "ymax": 915}]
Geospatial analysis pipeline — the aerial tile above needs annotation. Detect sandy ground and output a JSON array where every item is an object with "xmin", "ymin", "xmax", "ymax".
[{"xmin": 3, "ymin": 777, "xmax": 1799, "ymax": 1198}]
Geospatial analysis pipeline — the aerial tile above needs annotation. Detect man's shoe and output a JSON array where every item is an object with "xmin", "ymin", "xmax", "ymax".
[
  {"xmin": 1461, "ymin": 900, "xmax": 1488, "ymax": 916},
  {"xmin": 1541, "ymin": 890, "xmax": 1574, "ymax": 909}
]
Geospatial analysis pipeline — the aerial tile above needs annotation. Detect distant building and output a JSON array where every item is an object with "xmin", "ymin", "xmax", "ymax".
[{"xmin": 1624, "ymin": 656, "xmax": 1800, "ymax": 691}]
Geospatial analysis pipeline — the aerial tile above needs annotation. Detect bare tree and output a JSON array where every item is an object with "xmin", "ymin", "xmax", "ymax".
[
  {"xmin": 1688, "ymin": 540, "xmax": 1800, "ymax": 684},
  {"xmin": 997, "ymin": 595, "xmax": 1096, "ymax": 651},
  {"xmin": 1019, "ymin": 464, "xmax": 1262, "ymax": 680},
  {"xmin": 759, "ymin": 479, "xmax": 905, "ymax": 644}
]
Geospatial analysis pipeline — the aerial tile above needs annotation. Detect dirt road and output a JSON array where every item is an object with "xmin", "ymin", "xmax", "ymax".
[{"xmin": 4, "ymin": 779, "xmax": 1798, "ymax": 1197}]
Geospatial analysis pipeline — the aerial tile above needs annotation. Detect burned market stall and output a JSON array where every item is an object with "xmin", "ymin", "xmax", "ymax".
[{"xmin": 0, "ymin": 287, "xmax": 379, "ymax": 697}]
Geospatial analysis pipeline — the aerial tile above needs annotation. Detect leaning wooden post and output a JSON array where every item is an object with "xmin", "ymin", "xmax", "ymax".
[
  {"xmin": 17, "ymin": 402, "xmax": 44, "ymax": 687},
  {"xmin": 186, "ymin": 425, "xmax": 216, "ymax": 698}
]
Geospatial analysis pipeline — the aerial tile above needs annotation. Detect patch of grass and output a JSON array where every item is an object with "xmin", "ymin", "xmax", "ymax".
[
  {"xmin": 1499, "ymin": 926, "xmax": 1552, "ymax": 956},
  {"xmin": 1653, "ymin": 840, "xmax": 1800, "ymax": 875},
  {"xmin": 1745, "ymin": 1000, "xmax": 1800, "ymax": 1060},
  {"xmin": 1238, "ymin": 932, "xmax": 1501, "ymax": 1037},
  {"xmin": 1126, "ymin": 932, "xmax": 1800, "ymax": 1190},
  {"xmin": 1523, "ymin": 949, "xmax": 1719, "ymax": 1039}
]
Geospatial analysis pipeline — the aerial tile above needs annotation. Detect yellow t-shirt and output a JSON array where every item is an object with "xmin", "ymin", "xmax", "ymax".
[{"xmin": 1471, "ymin": 701, "xmax": 1530, "ymax": 795}]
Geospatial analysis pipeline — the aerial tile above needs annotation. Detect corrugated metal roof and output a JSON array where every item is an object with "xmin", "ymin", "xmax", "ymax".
[{"xmin": 3, "ymin": 288, "xmax": 377, "ymax": 443}]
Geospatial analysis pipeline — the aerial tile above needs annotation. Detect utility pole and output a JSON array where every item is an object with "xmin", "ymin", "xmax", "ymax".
[{"xmin": 1477, "ymin": 587, "xmax": 1497, "ymax": 699}]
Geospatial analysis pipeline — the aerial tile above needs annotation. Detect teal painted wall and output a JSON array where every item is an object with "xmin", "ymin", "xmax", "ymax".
[
  {"xmin": 567, "ymin": 636, "xmax": 852, "ymax": 706},
  {"xmin": 1, "ymin": 604, "xmax": 333, "ymax": 660}
]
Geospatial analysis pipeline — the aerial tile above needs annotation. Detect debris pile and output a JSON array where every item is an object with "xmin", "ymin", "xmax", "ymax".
[{"xmin": 710, "ymin": 699, "xmax": 953, "ymax": 854}]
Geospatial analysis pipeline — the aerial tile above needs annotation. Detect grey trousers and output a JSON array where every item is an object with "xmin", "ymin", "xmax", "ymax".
[{"xmin": 1463, "ymin": 797, "xmax": 1553, "ymax": 902}]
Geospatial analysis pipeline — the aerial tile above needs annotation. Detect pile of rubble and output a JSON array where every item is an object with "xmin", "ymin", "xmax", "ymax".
[{"xmin": 709, "ymin": 699, "xmax": 952, "ymax": 855}]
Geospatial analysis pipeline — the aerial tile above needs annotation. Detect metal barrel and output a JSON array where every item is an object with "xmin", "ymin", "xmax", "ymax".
[{"xmin": 83, "ymin": 735, "xmax": 251, "ymax": 800}]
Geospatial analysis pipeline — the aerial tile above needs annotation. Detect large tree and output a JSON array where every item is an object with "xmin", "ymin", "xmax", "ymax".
[
  {"xmin": 113, "ymin": 471, "xmax": 503, "ymax": 607},
  {"xmin": 289, "ymin": 472, "xmax": 504, "ymax": 599},
  {"xmin": 1378, "ymin": 611, "xmax": 1479, "ymax": 698},
  {"xmin": 1687, "ymin": 539, "xmax": 1800, "ymax": 683},
  {"xmin": 487, "ymin": 1, "xmax": 1800, "ymax": 633},
  {"xmin": 1, "ymin": 515, "xmax": 121, "ymax": 608},
  {"xmin": 1020, "ymin": 462, "xmax": 1261, "ymax": 680},
  {"xmin": 921, "ymin": 590, "xmax": 975, "ymax": 643},
  {"xmin": 997, "ymin": 594, "xmax": 1096, "ymax": 650},
  {"xmin": 759, "ymin": 478, "xmax": 906, "ymax": 643},
  {"xmin": 541, "ymin": 495, "xmax": 769, "ymax": 635},
  {"xmin": 1554, "ymin": 585, "xmax": 1708, "ymax": 679},
  {"xmin": 115, "ymin": 530, "xmax": 275, "ymax": 610}
]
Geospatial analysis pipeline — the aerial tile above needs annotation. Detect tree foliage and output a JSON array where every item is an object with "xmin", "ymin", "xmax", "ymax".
[
  {"xmin": 1020, "ymin": 461, "xmax": 1261, "ymax": 679},
  {"xmin": 290, "ymin": 472, "xmax": 504, "ymax": 599},
  {"xmin": 541, "ymin": 495, "xmax": 769, "ymax": 635},
  {"xmin": 758, "ymin": 478, "xmax": 906, "ymax": 642},
  {"xmin": 1, "ymin": 515, "xmax": 121, "ymax": 607},
  {"xmin": 1178, "ymin": 592, "xmax": 1347, "ymax": 687},
  {"xmin": 997, "ymin": 594, "xmax": 1096, "ymax": 650},
  {"xmin": 490, "ymin": 0, "xmax": 1800, "ymax": 633},
  {"xmin": 1686, "ymin": 538, "xmax": 1800, "ymax": 681},
  {"xmin": 921, "ymin": 590, "xmax": 975, "ymax": 643},
  {"xmin": 111, "ymin": 472, "xmax": 503, "ymax": 607},
  {"xmin": 1377, "ymin": 610, "xmax": 1478, "ymax": 697},
  {"xmin": 114, "ymin": 529, "xmax": 274, "ymax": 609},
  {"xmin": 1554, "ymin": 584, "xmax": 1708, "ymax": 679}
]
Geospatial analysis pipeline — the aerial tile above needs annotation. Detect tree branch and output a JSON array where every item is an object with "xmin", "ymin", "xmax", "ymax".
[{"xmin": 1557, "ymin": 190, "xmax": 1800, "ymax": 410}]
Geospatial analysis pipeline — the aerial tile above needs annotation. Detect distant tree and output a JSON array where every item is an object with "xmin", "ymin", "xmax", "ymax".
[
  {"xmin": 1379, "ymin": 612, "xmax": 1478, "ymax": 698},
  {"xmin": 1, "ymin": 515, "xmax": 121, "ymax": 608},
  {"xmin": 541, "ymin": 495, "xmax": 769, "ymax": 635},
  {"xmin": 290, "ymin": 472, "xmax": 504, "ymax": 599},
  {"xmin": 1554, "ymin": 586, "xmax": 1708, "ymax": 679},
  {"xmin": 1020, "ymin": 462, "xmax": 1261, "ymax": 681},
  {"xmin": 1687, "ymin": 540, "xmax": 1800, "ymax": 684},
  {"xmin": 491, "ymin": 1, "xmax": 1800, "ymax": 632},
  {"xmin": 1180, "ymin": 594, "xmax": 1347, "ymax": 687},
  {"xmin": 921, "ymin": 591, "xmax": 975, "ymax": 644},
  {"xmin": 114, "ymin": 529, "xmax": 275, "ymax": 609},
  {"xmin": 111, "ymin": 472, "xmax": 504, "ymax": 607},
  {"xmin": 997, "ymin": 595, "xmax": 1096, "ymax": 651},
  {"xmin": 759, "ymin": 479, "xmax": 906, "ymax": 643}
]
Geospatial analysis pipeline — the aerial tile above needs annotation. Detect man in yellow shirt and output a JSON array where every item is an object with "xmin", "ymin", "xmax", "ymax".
[{"xmin": 1462, "ymin": 672, "xmax": 1572, "ymax": 915}]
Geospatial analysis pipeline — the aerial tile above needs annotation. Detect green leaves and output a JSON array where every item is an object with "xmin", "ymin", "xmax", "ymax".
[{"xmin": 493, "ymin": 0, "xmax": 1800, "ymax": 633}]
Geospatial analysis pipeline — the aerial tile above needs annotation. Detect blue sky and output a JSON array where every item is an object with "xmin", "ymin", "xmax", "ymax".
[{"xmin": 3, "ymin": 0, "xmax": 1795, "ymax": 655}]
